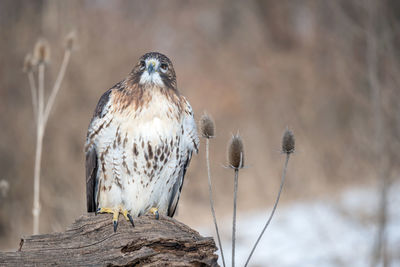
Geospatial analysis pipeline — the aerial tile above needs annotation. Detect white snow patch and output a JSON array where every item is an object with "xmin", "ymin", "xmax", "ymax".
[{"xmin": 199, "ymin": 183, "xmax": 400, "ymax": 267}]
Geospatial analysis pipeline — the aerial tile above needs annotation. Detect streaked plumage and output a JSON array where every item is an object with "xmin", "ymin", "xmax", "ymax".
[{"xmin": 85, "ymin": 52, "xmax": 199, "ymax": 221}]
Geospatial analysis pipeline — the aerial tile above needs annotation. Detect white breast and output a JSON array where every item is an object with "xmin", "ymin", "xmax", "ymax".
[{"xmin": 95, "ymin": 90, "xmax": 183, "ymax": 216}]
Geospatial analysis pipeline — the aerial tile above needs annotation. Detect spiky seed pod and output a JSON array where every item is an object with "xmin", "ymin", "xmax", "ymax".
[
  {"xmin": 65, "ymin": 31, "xmax": 77, "ymax": 51},
  {"xmin": 200, "ymin": 113, "xmax": 215, "ymax": 139},
  {"xmin": 282, "ymin": 128, "xmax": 295, "ymax": 154},
  {"xmin": 23, "ymin": 53, "xmax": 34, "ymax": 73},
  {"xmin": 228, "ymin": 134, "xmax": 244, "ymax": 169},
  {"xmin": 33, "ymin": 39, "xmax": 50, "ymax": 64}
]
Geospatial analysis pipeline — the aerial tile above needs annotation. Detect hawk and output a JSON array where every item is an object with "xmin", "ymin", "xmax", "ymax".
[{"xmin": 85, "ymin": 52, "xmax": 199, "ymax": 231}]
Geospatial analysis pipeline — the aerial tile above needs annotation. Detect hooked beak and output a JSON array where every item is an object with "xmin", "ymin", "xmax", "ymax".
[{"xmin": 147, "ymin": 61, "xmax": 156, "ymax": 74}]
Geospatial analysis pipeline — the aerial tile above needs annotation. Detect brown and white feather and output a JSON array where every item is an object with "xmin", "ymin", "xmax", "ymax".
[{"xmin": 85, "ymin": 52, "xmax": 198, "ymax": 218}]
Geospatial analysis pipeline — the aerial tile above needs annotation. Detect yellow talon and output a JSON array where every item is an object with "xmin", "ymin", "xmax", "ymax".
[
  {"xmin": 97, "ymin": 207, "xmax": 114, "ymax": 214},
  {"xmin": 121, "ymin": 209, "xmax": 129, "ymax": 221},
  {"xmin": 97, "ymin": 206, "xmax": 135, "ymax": 231},
  {"xmin": 121, "ymin": 209, "xmax": 135, "ymax": 227},
  {"xmin": 149, "ymin": 207, "xmax": 160, "ymax": 220},
  {"xmin": 112, "ymin": 209, "xmax": 119, "ymax": 222}
]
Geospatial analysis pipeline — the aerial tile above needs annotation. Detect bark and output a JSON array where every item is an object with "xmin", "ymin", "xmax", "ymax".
[{"xmin": 0, "ymin": 213, "xmax": 219, "ymax": 266}]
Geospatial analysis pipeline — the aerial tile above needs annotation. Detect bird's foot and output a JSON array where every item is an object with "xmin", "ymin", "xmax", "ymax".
[
  {"xmin": 97, "ymin": 207, "xmax": 134, "ymax": 232},
  {"xmin": 121, "ymin": 208, "xmax": 135, "ymax": 227},
  {"xmin": 149, "ymin": 207, "xmax": 159, "ymax": 220}
]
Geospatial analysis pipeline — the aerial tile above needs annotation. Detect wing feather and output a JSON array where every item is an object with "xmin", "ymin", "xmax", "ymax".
[
  {"xmin": 86, "ymin": 147, "xmax": 98, "ymax": 212},
  {"xmin": 85, "ymin": 88, "xmax": 113, "ymax": 212},
  {"xmin": 168, "ymin": 153, "xmax": 191, "ymax": 217},
  {"xmin": 167, "ymin": 98, "xmax": 199, "ymax": 217}
]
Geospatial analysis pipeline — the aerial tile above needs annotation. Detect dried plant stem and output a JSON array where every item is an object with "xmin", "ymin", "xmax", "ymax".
[
  {"xmin": 244, "ymin": 153, "xmax": 290, "ymax": 267},
  {"xmin": 43, "ymin": 49, "xmax": 71, "ymax": 125},
  {"xmin": 232, "ymin": 168, "xmax": 238, "ymax": 267},
  {"xmin": 27, "ymin": 72, "xmax": 38, "ymax": 122},
  {"xmin": 31, "ymin": 48, "xmax": 72, "ymax": 235},
  {"xmin": 32, "ymin": 125, "xmax": 44, "ymax": 235},
  {"xmin": 27, "ymin": 37, "xmax": 73, "ymax": 235},
  {"xmin": 33, "ymin": 63, "xmax": 45, "ymax": 235},
  {"xmin": 372, "ymin": 170, "xmax": 389, "ymax": 267},
  {"xmin": 205, "ymin": 139, "xmax": 226, "ymax": 267},
  {"xmin": 38, "ymin": 63, "xmax": 45, "ymax": 121},
  {"xmin": 365, "ymin": 1, "xmax": 389, "ymax": 266}
]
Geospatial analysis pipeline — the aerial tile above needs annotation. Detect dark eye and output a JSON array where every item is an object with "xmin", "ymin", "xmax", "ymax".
[
  {"xmin": 160, "ymin": 63, "xmax": 168, "ymax": 73},
  {"xmin": 139, "ymin": 60, "xmax": 145, "ymax": 70}
]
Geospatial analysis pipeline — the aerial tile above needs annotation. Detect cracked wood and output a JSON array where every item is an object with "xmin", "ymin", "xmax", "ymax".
[{"xmin": 0, "ymin": 214, "xmax": 219, "ymax": 266}]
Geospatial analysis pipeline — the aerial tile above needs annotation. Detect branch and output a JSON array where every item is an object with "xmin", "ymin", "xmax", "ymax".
[
  {"xmin": 43, "ymin": 49, "xmax": 71, "ymax": 125},
  {"xmin": 0, "ymin": 214, "xmax": 219, "ymax": 266},
  {"xmin": 27, "ymin": 72, "xmax": 38, "ymax": 122},
  {"xmin": 206, "ymin": 139, "xmax": 226, "ymax": 267}
]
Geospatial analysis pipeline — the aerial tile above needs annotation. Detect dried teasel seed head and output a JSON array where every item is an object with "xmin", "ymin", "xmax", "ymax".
[
  {"xmin": 23, "ymin": 53, "xmax": 34, "ymax": 73},
  {"xmin": 199, "ymin": 113, "xmax": 215, "ymax": 138},
  {"xmin": 282, "ymin": 128, "xmax": 295, "ymax": 154},
  {"xmin": 33, "ymin": 38, "xmax": 50, "ymax": 64},
  {"xmin": 228, "ymin": 134, "xmax": 244, "ymax": 169},
  {"xmin": 65, "ymin": 31, "xmax": 77, "ymax": 51}
]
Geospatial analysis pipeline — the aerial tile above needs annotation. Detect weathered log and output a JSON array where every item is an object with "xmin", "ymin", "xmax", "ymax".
[{"xmin": 0, "ymin": 213, "xmax": 219, "ymax": 266}]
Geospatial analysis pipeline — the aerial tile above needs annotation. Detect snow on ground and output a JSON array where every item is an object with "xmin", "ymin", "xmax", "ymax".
[{"xmin": 199, "ymin": 183, "xmax": 400, "ymax": 267}]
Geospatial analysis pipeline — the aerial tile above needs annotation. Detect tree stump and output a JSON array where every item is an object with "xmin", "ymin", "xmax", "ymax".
[{"xmin": 0, "ymin": 214, "xmax": 219, "ymax": 266}]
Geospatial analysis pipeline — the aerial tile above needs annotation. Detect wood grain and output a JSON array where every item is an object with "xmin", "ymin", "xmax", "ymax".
[{"xmin": 0, "ymin": 213, "xmax": 219, "ymax": 266}]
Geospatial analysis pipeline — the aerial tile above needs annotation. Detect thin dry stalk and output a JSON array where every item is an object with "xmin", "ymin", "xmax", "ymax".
[
  {"xmin": 244, "ymin": 153, "xmax": 290, "ymax": 267},
  {"xmin": 28, "ymin": 35, "xmax": 74, "ymax": 235},
  {"xmin": 28, "ymin": 72, "xmax": 38, "ymax": 122},
  {"xmin": 232, "ymin": 167, "xmax": 239, "ymax": 267},
  {"xmin": 205, "ymin": 139, "xmax": 226, "ymax": 267},
  {"xmin": 228, "ymin": 135, "xmax": 244, "ymax": 267},
  {"xmin": 32, "ymin": 62, "xmax": 45, "ymax": 235},
  {"xmin": 24, "ymin": 54, "xmax": 38, "ymax": 121},
  {"xmin": 38, "ymin": 63, "xmax": 45, "ymax": 120},
  {"xmin": 365, "ymin": 1, "xmax": 390, "ymax": 266},
  {"xmin": 32, "ymin": 124, "xmax": 44, "ymax": 234},
  {"xmin": 43, "ymin": 49, "xmax": 72, "ymax": 125}
]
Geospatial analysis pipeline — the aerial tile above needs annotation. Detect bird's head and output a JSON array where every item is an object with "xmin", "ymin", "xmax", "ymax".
[{"xmin": 130, "ymin": 52, "xmax": 177, "ymax": 90}]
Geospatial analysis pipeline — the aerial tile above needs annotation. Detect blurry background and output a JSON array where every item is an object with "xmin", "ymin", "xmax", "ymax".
[{"xmin": 0, "ymin": 0, "xmax": 399, "ymax": 266}]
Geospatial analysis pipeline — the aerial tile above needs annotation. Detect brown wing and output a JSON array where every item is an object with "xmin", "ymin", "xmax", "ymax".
[
  {"xmin": 167, "ymin": 153, "xmax": 192, "ymax": 217},
  {"xmin": 86, "ymin": 147, "xmax": 98, "ymax": 212},
  {"xmin": 85, "ymin": 88, "xmax": 113, "ymax": 212},
  {"xmin": 167, "ymin": 99, "xmax": 199, "ymax": 217}
]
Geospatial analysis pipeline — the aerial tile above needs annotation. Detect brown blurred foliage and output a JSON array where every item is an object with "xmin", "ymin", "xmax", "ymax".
[{"xmin": 0, "ymin": 0, "xmax": 399, "ymax": 250}]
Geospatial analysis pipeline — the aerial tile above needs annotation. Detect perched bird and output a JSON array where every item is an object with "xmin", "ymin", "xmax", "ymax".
[{"xmin": 85, "ymin": 52, "xmax": 199, "ymax": 231}]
